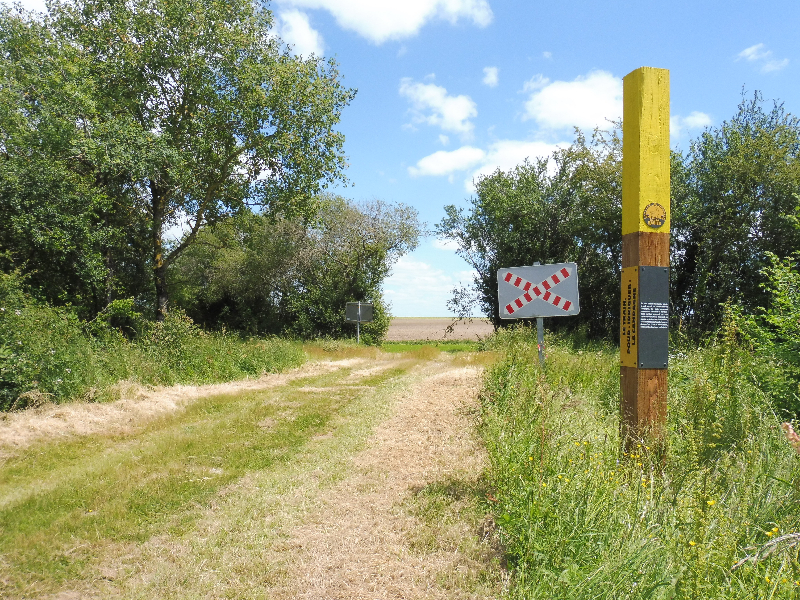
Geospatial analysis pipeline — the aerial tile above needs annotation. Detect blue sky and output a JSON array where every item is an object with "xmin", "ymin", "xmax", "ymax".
[{"xmin": 14, "ymin": 0, "xmax": 800, "ymax": 316}]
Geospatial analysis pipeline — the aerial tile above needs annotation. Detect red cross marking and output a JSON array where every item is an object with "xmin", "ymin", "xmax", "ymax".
[{"xmin": 503, "ymin": 267, "xmax": 573, "ymax": 315}]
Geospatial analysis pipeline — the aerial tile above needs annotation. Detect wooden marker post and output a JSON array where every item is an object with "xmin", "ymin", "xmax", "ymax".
[{"xmin": 620, "ymin": 67, "xmax": 670, "ymax": 446}]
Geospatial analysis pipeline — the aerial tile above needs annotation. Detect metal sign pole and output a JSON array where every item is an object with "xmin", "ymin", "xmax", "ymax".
[
  {"xmin": 534, "ymin": 262, "xmax": 544, "ymax": 366},
  {"xmin": 357, "ymin": 302, "xmax": 361, "ymax": 344}
]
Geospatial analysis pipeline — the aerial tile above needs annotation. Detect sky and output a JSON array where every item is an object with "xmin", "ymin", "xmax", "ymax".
[{"xmin": 11, "ymin": 0, "xmax": 800, "ymax": 316}]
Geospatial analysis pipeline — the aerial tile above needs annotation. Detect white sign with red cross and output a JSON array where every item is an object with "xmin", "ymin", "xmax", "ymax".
[{"xmin": 497, "ymin": 262, "xmax": 580, "ymax": 319}]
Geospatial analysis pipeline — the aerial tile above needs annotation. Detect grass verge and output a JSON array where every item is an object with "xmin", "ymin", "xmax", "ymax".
[
  {"xmin": 0, "ymin": 356, "xmax": 414, "ymax": 597},
  {"xmin": 1, "ymin": 273, "xmax": 305, "ymax": 410},
  {"xmin": 481, "ymin": 325, "xmax": 800, "ymax": 599}
]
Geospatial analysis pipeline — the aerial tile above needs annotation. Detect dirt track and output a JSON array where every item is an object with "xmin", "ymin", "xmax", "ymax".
[
  {"xmin": 1, "ymin": 352, "xmax": 503, "ymax": 598},
  {"xmin": 386, "ymin": 318, "xmax": 494, "ymax": 341}
]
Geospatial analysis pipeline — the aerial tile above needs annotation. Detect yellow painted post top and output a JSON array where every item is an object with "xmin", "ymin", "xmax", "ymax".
[{"xmin": 622, "ymin": 67, "xmax": 670, "ymax": 235}]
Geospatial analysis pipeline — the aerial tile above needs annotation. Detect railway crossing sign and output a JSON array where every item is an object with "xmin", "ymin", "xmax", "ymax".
[{"xmin": 497, "ymin": 263, "xmax": 580, "ymax": 319}]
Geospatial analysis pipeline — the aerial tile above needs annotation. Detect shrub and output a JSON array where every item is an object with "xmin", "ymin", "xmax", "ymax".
[{"xmin": 0, "ymin": 273, "xmax": 304, "ymax": 410}]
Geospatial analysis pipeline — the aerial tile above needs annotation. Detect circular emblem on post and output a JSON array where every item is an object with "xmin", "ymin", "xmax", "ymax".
[{"xmin": 642, "ymin": 203, "xmax": 667, "ymax": 229}]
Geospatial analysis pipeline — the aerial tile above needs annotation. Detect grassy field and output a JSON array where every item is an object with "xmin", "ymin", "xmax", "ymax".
[
  {"xmin": 0, "ymin": 342, "xmax": 505, "ymax": 598},
  {"xmin": 0, "ymin": 348, "xmax": 411, "ymax": 596},
  {"xmin": 479, "ymin": 325, "xmax": 800, "ymax": 599}
]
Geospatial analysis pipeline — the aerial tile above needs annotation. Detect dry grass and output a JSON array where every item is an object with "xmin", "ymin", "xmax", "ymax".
[
  {"xmin": 3, "ymin": 349, "xmax": 503, "ymax": 599},
  {"xmin": 0, "ymin": 359, "xmax": 359, "ymax": 459},
  {"xmin": 260, "ymin": 358, "xmax": 504, "ymax": 600}
]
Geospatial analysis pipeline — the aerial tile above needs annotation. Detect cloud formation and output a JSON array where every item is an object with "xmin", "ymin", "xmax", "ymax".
[
  {"xmin": 408, "ymin": 146, "xmax": 485, "ymax": 177},
  {"xmin": 383, "ymin": 256, "xmax": 477, "ymax": 316},
  {"xmin": 482, "ymin": 66, "xmax": 499, "ymax": 87},
  {"xmin": 671, "ymin": 111, "xmax": 712, "ymax": 139},
  {"xmin": 737, "ymin": 43, "xmax": 789, "ymax": 73},
  {"xmin": 400, "ymin": 77, "xmax": 478, "ymax": 137},
  {"xmin": 523, "ymin": 70, "xmax": 622, "ymax": 131},
  {"xmin": 409, "ymin": 140, "xmax": 563, "ymax": 191},
  {"xmin": 276, "ymin": 10, "xmax": 324, "ymax": 56},
  {"xmin": 277, "ymin": 0, "xmax": 493, "ymax": 44}
]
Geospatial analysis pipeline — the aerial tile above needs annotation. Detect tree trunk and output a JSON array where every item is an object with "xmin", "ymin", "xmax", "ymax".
[{"xmin": 151, "ymin": 180, "xmax": 168, "ymax": 321}]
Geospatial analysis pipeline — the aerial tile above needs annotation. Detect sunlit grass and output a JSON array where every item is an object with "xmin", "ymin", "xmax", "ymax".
[
  {"xmin": 0, "ymin": 361, "xmax": 415, "ymax": 597},
  {"xmin": 481, "ymin": 326, "xmax": 800, "ymax": 599}
]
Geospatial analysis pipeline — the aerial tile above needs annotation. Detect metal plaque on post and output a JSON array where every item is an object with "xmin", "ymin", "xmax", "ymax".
[
  {"xmin": 345, "ymin": 302, "xmax": 373, "ymax": 323},
  {"xmin": 345, "ymin": 302, "xmax": 373, "ymax": 344},
  {"xmin": 638, "ymin": 266, "xmax": 669, "ymax": 369}
]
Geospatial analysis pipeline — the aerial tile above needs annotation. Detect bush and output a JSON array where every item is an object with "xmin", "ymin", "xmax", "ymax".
[{"xmin": 0, "ymin": 273, "xmax": 304, "ymax": 411}]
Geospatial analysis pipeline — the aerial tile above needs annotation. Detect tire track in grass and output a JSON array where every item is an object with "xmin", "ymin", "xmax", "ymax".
[
  {"xmin": 0, "ymin": 356, "xmax": 404, "ymax": 598},
  {"xmin": 2, "ymin": 351, "xmax": 504, "ymax": 599}
]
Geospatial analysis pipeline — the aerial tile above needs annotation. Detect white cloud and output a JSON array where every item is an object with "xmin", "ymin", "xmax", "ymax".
[
  {"xmin": 671, "ymin": 111, "xmax": 712, "ymax": 136},
  {"xmin": 408, "ymin": 139, "xmax": 564, "ymax": 190},
  {"xmin": 542, "ymin": 51, "xmax": 552, "ymax": 59},
  {"xmin": 439, "ymin": 134, "xmax": 450, "ymax": 145},
  {"xmin": 408, "ymin": 146, "xmax": 485, "ymax": 177},
  {"xmin": 383, "ymin": 255, "xmax": 478, "ymax": 316},
  {"xmin": 276, "ymin": 10, "xmax": 325, "ymax": 56},
  {"xmin": 671, "ymin": 111, "xmax": 712, "ymax": 141},
  {"xmin": 523, "ymin": 70, "xmax": 622, "ymax": 131},
  {"xmin": 737, "ymin": 43, "xmax": 789, "ymax": 73},
  {"xmin": 482, "ymin": 66, "xmax": 499, "ymax": 87},
  {"xmin": 277, "ymin": 0, "xmax": 493, "ymax": 44},
  {"xmin": 680, "ymin": 111, "xmax": 713, "ymax": 129},
  {"xmin": 738, "ymin": 43, "xmax": 770, "ymax": 62},
  {"xmin": 466, "ymin": 139, "xmax": 563, "ymax": 191},
  {"xmin": 400, "ymin": 77, "xmax": 478, "ymax": 137}
]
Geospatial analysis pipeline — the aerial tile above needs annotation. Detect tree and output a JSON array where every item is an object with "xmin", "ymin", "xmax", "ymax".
[
  {"xmin": 1, "ymin": 0, "xmax": 355, "ymax": 319},
  {"xmin": 169, "ymin": 197, "xmax": 422, "ymax": 341},
  {"xmin": 671, "ymin": 93, "xmax": 800, "ymax": 331},
  {"xmin": 437, "ymin": 130, "xmax": 623, "ymax": 338},
  {"xmin": 0, "ymin": 7, "xmax": 150, "ymax": 316}
]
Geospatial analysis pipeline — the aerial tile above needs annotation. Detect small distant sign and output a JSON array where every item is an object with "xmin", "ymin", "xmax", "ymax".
[
  {"xmin": 497, "ymin": 263, "xmax": 580, "ymax": 319},
  {"xmin": 345, "ymin": 302, "xmax": 373, "ymax": 323}
]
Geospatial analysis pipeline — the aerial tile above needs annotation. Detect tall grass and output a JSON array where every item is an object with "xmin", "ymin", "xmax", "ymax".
[
  {"xmin": 480, "ymin": 325, "xmax": 800, "ymax": 599},
  {"xmin": 0, "ymin": 272, "xmax": 304, "ymax": 410}
]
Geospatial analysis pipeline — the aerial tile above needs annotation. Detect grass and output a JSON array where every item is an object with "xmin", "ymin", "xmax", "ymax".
[
  {"xmin": 382, "ymin": 340, "xmax": 483, "ymax": 354},
  {"xmin": 480, "ymin": 325, "xmax": 800, "ymax": 599},
  {"xmin": 0, "ymin": 357, "xmax": 416, "ymax": 597},
  {"xmin": 0, "ymin": 297, "xmax": 305, "ymax": 411}
]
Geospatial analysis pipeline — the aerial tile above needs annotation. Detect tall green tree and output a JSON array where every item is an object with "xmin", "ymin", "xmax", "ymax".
[
  {"xmin": 0, "ymin": 7, "xmax": 149, "ymax": 315},
  {"xmin": 170, "ymin": 197, "xmax": 421, "ymax": 341},
  {"xmin": 1, "ymin": 0, "xmax": 355, "ymax": 319},
  {"xmin": 671, "ymin": 93, "xmax": 800, "ymax": 331},
  {"xmin": 438, "ymin": 130, "xmax": 622, "ymax": 338}
]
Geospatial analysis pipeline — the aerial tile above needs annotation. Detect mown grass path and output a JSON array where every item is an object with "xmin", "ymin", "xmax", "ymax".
[{"xmin": 0, "ymin": 349, "xmax": 502, "ymax": 599}]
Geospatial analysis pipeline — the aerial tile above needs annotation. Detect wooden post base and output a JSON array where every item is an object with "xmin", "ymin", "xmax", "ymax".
[{"xmin": 620, "ymin": 366, "xmax": 667, "ymax": 446}]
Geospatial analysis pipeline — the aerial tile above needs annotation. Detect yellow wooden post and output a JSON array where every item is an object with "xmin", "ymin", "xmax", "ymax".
[{"xmin": 620, "ymin": 67, "xmax": 670, "ymax": 445}]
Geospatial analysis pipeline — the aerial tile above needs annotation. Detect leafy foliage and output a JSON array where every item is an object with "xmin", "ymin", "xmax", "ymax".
[
  {"xmin": 0, "ymin": 0, "xmax": 355, "ymax": 318},
  {"xmin": 671, "ymin": 93, "xmax": 800, "ymax": 332},
  {"xmin": 0, "ymin": 272, "xmax": 304, "ymax": 410},
  {"xmin": 170, "ymin": 197, "xmax": 421, "ymax": 343},
  {"xmin": 441, "ymin": 93, "xmax": 800, "ymax": 340},
  {"xmin": 438, "ymin": 130, "xmax": 622, "ymax": 338}
]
